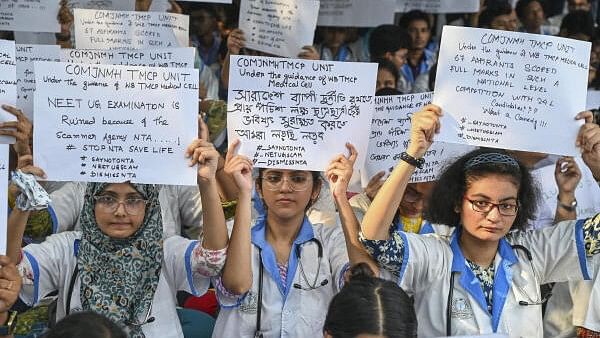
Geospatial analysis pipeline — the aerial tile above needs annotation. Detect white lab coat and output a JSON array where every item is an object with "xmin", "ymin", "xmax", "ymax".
[
  {"xmin": 381, "ymin": 219, "xmax": 594, "ymax": 338},
  {"xmin": 212, "ymin": 218, "xmax": 349, "ymax": 338},
  {"xmin": 527, "ymin": 157, "xmax": 600, "ymax": 336},
  {"xmin": 19, "ymin": 233, "xmax": 216, "ymax": 338}
]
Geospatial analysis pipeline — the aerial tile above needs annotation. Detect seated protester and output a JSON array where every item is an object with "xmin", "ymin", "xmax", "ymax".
[
  {"xmin": 0, "ymin": 256, "xmax": 21, "ymax": 338},
  {"xmin": 186, "ymin": 3, "xmax": 223, "ymax": 75},
  {"xmin": 48, "ymin": 181, "xmax": 204, "ymax": 239},
  {"xmin": 398, "ymin": 11, "xmax": 437, "ymax": 94},
  {"xmin": 478, "ymin": 0, "xmax": 519, "ymax": 31},
  {"xmin": 515, "ymin": 0, "xmax": 559, "ymax": 35},
  {"xmin": 315, "ymin": 27, "xmax": 360, "ymax": 62},
  {"xmin": 212, "ymin": 141, "xmax": 373, "ymax": 337},
  {"xmin": 369, "ymin": 25, "xmax": 411, "ymax": 93},
  {"xmin": 375, "ymin": 59, "xmax": 400, "ymax": 92},
  {"xmin": 43, "ymin": 312, "xmax": 126, "ymax": 338},
  {"xmin": 558, "ymin": 10, "xmax": 595, "ymax": 41},
  {"xmin": 359, "ymin": 104, "xmax": 600, "ymax": 337},
  {"xmin": 323, "ymin": 263, "xmax": 418, "ymax": 338},
  {"xmin": 7, "ymin": 139, "xmax": 229, "ymax": 338}
]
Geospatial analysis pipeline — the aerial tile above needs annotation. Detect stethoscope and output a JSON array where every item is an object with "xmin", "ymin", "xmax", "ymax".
[
  {"xmin": 254, "ymin": 238, "xmax": 327, "ymax": 338},
  {"xmin": 445, "ymin": 244, "xmax": 551, "ymax": 336}
]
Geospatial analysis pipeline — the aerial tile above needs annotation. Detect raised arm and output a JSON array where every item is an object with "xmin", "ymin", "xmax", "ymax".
[
  {"xmin": 361, "ymin": 104, "xmax": 442, "ymax": 240},
  {"xmin": 186, "ymin": 139, "xmax": 228, "ymax": 250},
  {"xmin": 553, "ymin": 156, "xmax": 581, "ymax": 223},
  {"xmin": 327, "ymin": 143, "xmax": 378, "ymax": 275},
  {"xmin": 221, "ymin": 29, "xmax": 246, "ymax": 91},
  {"xmin": 219, "ymin": 140, "xmax": 254, "ymax": 294}
]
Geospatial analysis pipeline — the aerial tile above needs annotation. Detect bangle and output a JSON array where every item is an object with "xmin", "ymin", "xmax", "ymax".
[{"xmin": 400, "ymin": 152, "xmax": 425, "ymax": 169}]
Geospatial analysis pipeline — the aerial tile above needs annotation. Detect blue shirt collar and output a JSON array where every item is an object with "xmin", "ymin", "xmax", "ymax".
[
  {"xmin": 450, "ymin": 226, "xmax": 519, "ymax": 272},
  {"xmin": 251, "ymin": 216, "xmax": 315, "ymax": 247}
]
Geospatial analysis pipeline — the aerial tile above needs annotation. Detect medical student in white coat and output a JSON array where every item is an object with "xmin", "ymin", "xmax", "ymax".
[
  {"xmin": 359, "ymin": 104, "xmax": 600, "ymax": 337},
  {"xmin": 211, "ymin": 141, "xmax": 374, "ymax": 338}
]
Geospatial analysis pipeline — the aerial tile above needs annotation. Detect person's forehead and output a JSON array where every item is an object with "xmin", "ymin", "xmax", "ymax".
[{"xmin": 263, "ymin": 169, "xmax": 310, "ymax": 175}]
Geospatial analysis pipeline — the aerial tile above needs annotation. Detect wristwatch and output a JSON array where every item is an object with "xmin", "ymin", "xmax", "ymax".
[
  {"xmin": 557, "ymin": 196, "xmax": 577, "ymax": 212},
  {"xmin": 0, "ymin": 311, "xmax": 17, "ymax": 336},
  {"xmin": 400, "ymin": 152, "xmax": 425, "ymax": 169}
]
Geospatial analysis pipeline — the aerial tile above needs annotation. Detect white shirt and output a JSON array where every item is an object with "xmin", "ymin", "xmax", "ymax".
[
  {"xmin": 212, "ymin": 218, "xmax": 349, "ymax": 338},
  {"xmin": 527, "ymin": 158, "xmax": 600, "ymax": 335},
  {"xmin": 19, "ymin": 232, "xmax": 224, "ymax": 338},
  {"xmin": 362, "ymin": 219, "xmax": 594, "ymax": 337},
  {"xmin": 49, "ymin": 182, "xmax": 203, "ymax": 239}
]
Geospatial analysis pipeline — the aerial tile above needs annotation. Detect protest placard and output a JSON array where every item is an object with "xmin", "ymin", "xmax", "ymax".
[
  {"xmin": 0, "ymin": 40, "xmax": 17, "ymax": 144},
  {"xmin": 16, "ymin": 44, "xmax": 61, "ymax": 120},
  {"xmin": 61, "ymin": 47, "xmax": 195, "ymax": 68},
  {"xmin": 0, "ymin": 0, "xmax": 60, "ymax": 32},
  {"xmin": 433, "ymin": 26, "xmax": 590, "ymax": 156},
  {"xmin": 33, "ymin": 62, "xmax": 199, "ymax": 185},
  {"xmin": 227, "ymin": 55, "xmax": 377, "ymax": 171},
  {"xmin": 14, "ymin": 32, "xmax": 56, "ymax": 45},
  {"xmin": 396, "ymin": 0, "xmax": 479, "ymax": 13},
  {"xmin": 0, "ymin": 145, "xmax": 8, "ymax": 254},
  {"xmin": 150, "ymin": 0, "xmax": 232, "ymax": 10},
  {"xmin": 239, "ymin": 0, "xmax": 319, "ymax": 58},
  {"xmin": 362, "ymin": 92, "xmax": 474, "ymax": 185},
  {"xmin": 317, "ymin": 0, "xmax": 395, "ymax": 27},
  {"xmin": 74, "ymin": 9, "xmax": 189, "ymax": 50},
  {"xmin": 68, "ymin": 0, "xmax": 135, "ymax": 10}
]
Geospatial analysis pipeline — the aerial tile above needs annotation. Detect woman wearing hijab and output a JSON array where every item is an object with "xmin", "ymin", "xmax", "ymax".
[{"xmin": 6, "ymin": 139, "xmax": 228, "ymax": 338}]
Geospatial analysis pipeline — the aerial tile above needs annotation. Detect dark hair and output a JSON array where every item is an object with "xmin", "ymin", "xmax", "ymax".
[
  {"xmin": 426, "ymin": 148, "xmax": 539, "ymax": 231},
  {"xmin": 516, "ymin": 0, "xmax": 544, "ymax": 21},
  {"xmin": 560, "ymin": 10, "xmax": 595, "ymax": 40},
  {"xmin": 398, "ymin": 10, "xmax": 431, "ymax": 30},
  {"xmin": 478, "ymin": 1, "xmax": 513, "ymax": 28},
  {"xmin": 43, "ymin": 312, "xmax": 126, "ymax": 338},
  {"xmin": 182, "ymin": 3, "xmax": 218, "ymax": 18},
  {"xmin": 256, "ymin": 168, "xmax": 322, "ymax": 210},
  {"xmin": 427, "ymin": 63, "xmax": 437, "ymax": 91},
  {"xmin": 376, "ymin": 58, "xmax": 399, "ymax": 82},
  {"xmin": 369, "ymin": 25, "xmax": 411, "ymax": 60},
  {"xmin": 323, "ymin": 263, "xmax": 417, "ymax": 338}
]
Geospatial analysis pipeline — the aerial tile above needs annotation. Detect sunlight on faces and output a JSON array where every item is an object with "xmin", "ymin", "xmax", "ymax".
[
  {"xmin": 258, "ymin": 169, "xmax": 321, "ymax": 221},
  {"xmin": 459, "ymin": 174, "xmax": 519, "ymax": 242},
  {"xmin": 94, "ymin": 183, "xmax": 146, "ymax": 239}
]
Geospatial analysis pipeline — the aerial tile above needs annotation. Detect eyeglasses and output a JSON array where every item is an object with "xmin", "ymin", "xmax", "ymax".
[
  {"xmin": 262, "ymin": 173, "xmax": 312, "ymax": 192},
  {"xmin": 465, "ymin": 198, "xmax": 519, "ymax": 216},
  {"xmin": 94, "ymin": 195, "xmax": 147, "ymax": 215}
]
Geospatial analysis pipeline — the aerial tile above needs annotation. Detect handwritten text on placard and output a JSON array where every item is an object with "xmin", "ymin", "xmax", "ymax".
[
  {"xmin": 317, "ymin": 0, "xmax": 395, "ymax": 27},
  {"xmin": 61, "ymin": 47, "xmax": 195, "ymax": 68},
  {"xmin": 239, "ymin": 0, "xmax": 319, "ymax": 58},
  {"xmin": 396, "ymin": 0, "xmax": 479, "ymax": 13},
  {"xmin": 363, "ymin": 93, "xmax": 473, "ymax": 184},
  {"xmin": 433, "ymin": 26, "xmax": 590, "ymax": 155},
  {"xmin": 33, "ymin": 62, "xmax": 199, "ymax": 185},
  {"xmin": 74, "ymin": 9, "xmax": 189, "ymax": 50},
  {"xmin": 0, "ymin": 40, "xmax": 17, "ymax": 144},
  {"xmin": 16, "ymin": 44, "xmax": 61, "ymax": 120},
  {"xmin": 0, "ymin": 0, "xmax": 60, "ymax": 32},
  {"xmin": 0, "ymin": 145, "xmax": 8, "ymax": 254},
  {"xmin": 227, "ymin": 55, "xmax": 377, "ymax": 171}
]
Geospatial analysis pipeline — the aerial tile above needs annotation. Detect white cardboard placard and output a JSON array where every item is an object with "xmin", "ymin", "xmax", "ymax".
[
  {"xmin": 61, "ymin": 47, "xmax": 195, "ymax": 68},
  {"xmin": 317, "ymin": 0, "xmax": 395, "ymax": 27},
  {"xmin": 227, "ymin": 55, "xmax": 377, "ymax": 171},
  {"xmin": 433, "ymin": 26, "xmax": 590, "ymax": 156},
  {"xmin": 0, "ymin": 0, "xmax": 61, "ymax": 32},
  {"xmin": 396, "ymin": 0, "xmax": 479, "ymax": 13},
  {"xmin": 34, "ymin": 62, "xmax": 199, "ymax": 185}
]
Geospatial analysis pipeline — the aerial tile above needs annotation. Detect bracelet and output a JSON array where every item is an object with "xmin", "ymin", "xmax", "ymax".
[
  {"xmin": 557, "ymin": 195, "xmax": 577, "ymax": 212},
  {"xmin": 400, "ymin": 152, "xmax": 425, "ymax": 169}
]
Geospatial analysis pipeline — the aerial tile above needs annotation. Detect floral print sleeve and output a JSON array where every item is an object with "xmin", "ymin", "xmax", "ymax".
[
  {"xmin": 191, "ymin": 245, "xmax": 227, "ymax": 277},
  {"xmin": 358, "ymin": 230, "xmax": 405, "ymax": 277},
  {"xmin": 583, "ymin": 214, "xmax": 600, "ymax": 256}
]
